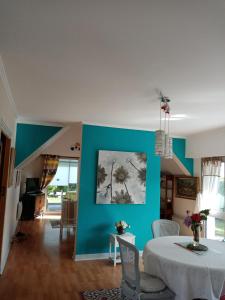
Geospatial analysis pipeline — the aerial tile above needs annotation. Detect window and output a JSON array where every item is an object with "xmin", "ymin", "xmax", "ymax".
[
  {"xmin": 47, "ymin": 159, "xmax": 78, "ymax": 212},
  {"xmin": 207, "ymin": 161, "xmax": 225, "ymax": 240},
  {"xmin": 50, "ymin": 159, "xmax": 78, "ymax": 188},
  {"xmin": 215, "ymin": 162, "xmax": 225, "ymax": 239},
  {"xmin": 218, "ymin": 162, "xmax": 225, "ymax": 212}
]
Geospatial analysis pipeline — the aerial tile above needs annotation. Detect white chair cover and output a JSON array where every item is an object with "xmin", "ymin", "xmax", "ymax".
[
  {"xmin": 152, "ymin": 220, "xmax": 180, "ymax": 238},
  {"xmin": 117, "ymin": 237, "xmax": 175, "ymax": 300}
]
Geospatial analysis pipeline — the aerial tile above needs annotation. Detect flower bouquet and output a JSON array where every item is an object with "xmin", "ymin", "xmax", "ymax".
[
  {"xmin": 115, "ymin": 220, "xmax": 130, "ymax": 235},
  {"xmin": 184, "ymin": 209, "xmax": 210, "ymax": 250}
]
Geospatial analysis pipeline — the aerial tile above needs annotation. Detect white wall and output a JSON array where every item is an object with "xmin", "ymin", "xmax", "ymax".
[
  {"xmin": 0, "ymin": 67, "xmax": 19, "ymax": 274},
  {"xmin": 187, "ymin": 126, "xmax": 225, "ymax": 158},
  {"xmin": 173, "ymin": 197, "xmax": 196, "ymax": 236},
  {"xmin": 21, "ymin": 156, "xmax": 44, "ymax": 194}
]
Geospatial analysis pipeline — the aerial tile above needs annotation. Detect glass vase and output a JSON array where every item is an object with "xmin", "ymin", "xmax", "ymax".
[
  {"xmin": 117, "ymin": 227, "xmax": 125, "ymax": 235},
  {"xmin": 192, "ymin": 226, "xmax": 201, "ymax": 247}
]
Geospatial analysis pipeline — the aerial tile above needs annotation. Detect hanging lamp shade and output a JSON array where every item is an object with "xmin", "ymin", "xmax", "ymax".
[
  {"xmin": 164, "ymin": 134, "xmax": 173, "ymax": 159},
  {"xmin": 155, "ymin": 130, "xmax": 165, "ymax": 156},
  {"xmin": 155, "ymin": 92, "xmax": 173, "ymax": 159}
]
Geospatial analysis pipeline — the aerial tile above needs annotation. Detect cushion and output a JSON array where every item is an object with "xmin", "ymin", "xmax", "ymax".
[{"xmin": 140, "ymin": 272, "xmax": 166, "ymax": 293}]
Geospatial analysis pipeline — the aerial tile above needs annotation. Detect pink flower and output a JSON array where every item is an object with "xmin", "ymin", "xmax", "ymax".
[{"xmin": 184, "ymin": 216, "xmax": 192, "ymax": 227}]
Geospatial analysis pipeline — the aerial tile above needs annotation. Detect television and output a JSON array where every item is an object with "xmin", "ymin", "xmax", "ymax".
[{"xmin": 26, "ymin": 178, "xmax": 40, "ymax": 193}]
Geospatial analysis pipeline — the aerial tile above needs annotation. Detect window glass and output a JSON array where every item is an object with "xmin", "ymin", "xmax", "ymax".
[
  {"xmin": 213, "ymin": 162, "xmax": 225, "ymax": 239},
  {"xmin": 50, "ymin": 160, "xmax": 78, "ymax": 187},
  {"xmin": 217, "ymin": 162, "xmax": 225, "ymax": 211},
  {"xmin": 215, "ymin": 218, "xmax": 225, "ymax": 238}
]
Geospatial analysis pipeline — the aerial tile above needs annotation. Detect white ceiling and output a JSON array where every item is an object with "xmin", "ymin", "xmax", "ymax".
[{"xmin": 0, "ymin": 0, "xmax": 225, "ymax": 136}]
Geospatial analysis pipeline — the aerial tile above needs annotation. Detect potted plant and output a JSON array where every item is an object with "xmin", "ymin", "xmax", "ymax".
[
  {"xmin": 115, "ymin": 220, "xmax": 130, "ymax": 235},
  {"xmin": 184, "ymin": 209, "xmax": 210, "ymax": 247}
]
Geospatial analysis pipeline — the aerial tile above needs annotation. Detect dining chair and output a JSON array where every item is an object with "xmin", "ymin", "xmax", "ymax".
[
  {"xmin": 117, "ymin": 237, "xmax": 175, "ymax": 300},
  {"xmin": 152, "ymin": 220, "xmax": 180, "ymax": 238},
  {"xmin": 60, "ymin": 199, "xmax": 77, "ymax": 240}
]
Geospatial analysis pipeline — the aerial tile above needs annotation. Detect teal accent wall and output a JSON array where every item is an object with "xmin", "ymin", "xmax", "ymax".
[
  {"xmin": 173, "ymin": 138, "xmax": 194, "ymax": 175},
  {"xmin": 15, "ymin": 123, "xmax": 62, "ymax": 166},
  {"xmin": 77, "ymin": 125, "xmax": 160, "ymax": 254}
]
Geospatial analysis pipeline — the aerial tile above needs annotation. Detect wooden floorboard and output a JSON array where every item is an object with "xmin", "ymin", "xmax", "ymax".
[{"xmin": 0, "ymin": 219, "xmax": 121, "ymax": 300}]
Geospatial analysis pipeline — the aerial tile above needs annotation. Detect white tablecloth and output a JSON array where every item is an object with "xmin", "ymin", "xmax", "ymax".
[{"xmin": 143, "ymin": 236, "xmax": 225, "ymax": 300}]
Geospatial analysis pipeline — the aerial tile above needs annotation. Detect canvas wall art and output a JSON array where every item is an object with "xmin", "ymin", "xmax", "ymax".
[
  {"xmin": 175, "ymin": 176, "xmax": 199, "ymax": 200},
  {"xmin": 96, "ymin": 150, "xmax": 147, "ymax": 204}
]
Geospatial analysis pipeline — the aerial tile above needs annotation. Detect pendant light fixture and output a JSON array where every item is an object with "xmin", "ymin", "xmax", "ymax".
[{"xmin": 155, "ymin": 92, "xmax": 173, "ymax": 159}]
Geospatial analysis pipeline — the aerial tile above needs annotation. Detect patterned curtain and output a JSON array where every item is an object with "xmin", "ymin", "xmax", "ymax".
[{"xmin": 40, "ymin": 155, "xmax": 59, "ymax": 190}]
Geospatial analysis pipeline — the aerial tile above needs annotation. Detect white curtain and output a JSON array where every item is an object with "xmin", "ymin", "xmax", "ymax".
[
  {"xmin": 195, "ymin": 160, "xmax": 222, "ymax": 213},
  {"xmin": 195, "ymin": 158, "xmax": 223, "ymax": 239},
  {"xmin": 200, "ymin": 159, "xmax": 222, "ymax": 213}
]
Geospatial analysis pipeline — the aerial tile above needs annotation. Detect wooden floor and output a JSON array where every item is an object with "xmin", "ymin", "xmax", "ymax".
[{"xmin": 0, "ymin": 218, "xmax": 121, "ymax": 300}]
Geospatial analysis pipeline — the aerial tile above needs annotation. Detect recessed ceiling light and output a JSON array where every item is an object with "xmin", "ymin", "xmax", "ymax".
[
  {"xmin": 172, "ymin": 114, "xmax": 187, "ymax": 118},
  {"xmin": 162, "ymin": 114, "xmax": 188, "ymax": 121}
]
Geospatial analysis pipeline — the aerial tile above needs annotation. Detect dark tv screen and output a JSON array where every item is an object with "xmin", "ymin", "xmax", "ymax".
[{"xmin": 26, "ymin": 178, "xmax": 40, "ymax": 193}]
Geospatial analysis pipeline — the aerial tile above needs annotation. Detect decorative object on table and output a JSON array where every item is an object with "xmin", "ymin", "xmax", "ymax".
[
  {"xmin": 175, "ymin": 176, "xmax": 199, "ymax": 200},
  {"xmin": 8, "ymin": 147, "xmax": 16, "ymax": 187},
  {"xmin": 174, "ymin": 242, "xmax": 207, "ymax": 255},
  {"xmin": 115, "ymin": 220, "xmax": 130, "ymax": 235},
  {"xmin": 96, "ymin": 150, "xmax": 147, "ymax": 204},
  {"xmin": 155, "ymin": 92, "xmax": 173, "ymax": 159},
  {"xmin": 184, "ymin": 209, "xmax": 210, "ymax": 250}
]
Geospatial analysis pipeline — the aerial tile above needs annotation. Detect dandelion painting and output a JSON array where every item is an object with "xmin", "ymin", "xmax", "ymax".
[{"xmin": 96, "ymin": 150, "xmax": 147, "ymax": 204}]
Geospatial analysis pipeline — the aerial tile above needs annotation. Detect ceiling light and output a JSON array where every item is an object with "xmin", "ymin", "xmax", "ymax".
[{"xmin": 155, "ymin": 92, "xmax": 173, "ymax": 159}]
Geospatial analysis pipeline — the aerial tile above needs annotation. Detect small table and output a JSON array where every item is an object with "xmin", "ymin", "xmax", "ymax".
[{"xmin": 109, "ymin": 232, "xmax": 135, "ymax": 266}]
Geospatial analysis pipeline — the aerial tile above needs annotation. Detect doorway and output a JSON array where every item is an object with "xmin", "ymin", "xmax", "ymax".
[
  {"xmin": 0, "ymin": 131, "xmax": 11, "ymax": 267},
  {"xmin": 46, "ymin": 159, "xmax": 78, "ymax": 213}
]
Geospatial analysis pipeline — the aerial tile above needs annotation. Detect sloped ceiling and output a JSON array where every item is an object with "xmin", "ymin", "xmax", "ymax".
[{"xmin": 161, "ymin": 158, "xmax": 187, "ymax": 176}]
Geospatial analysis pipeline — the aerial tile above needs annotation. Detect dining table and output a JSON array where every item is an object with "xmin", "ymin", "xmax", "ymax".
[{"xmin": 143, "ymin": 236, "xmax": 225, "ymax": 300}]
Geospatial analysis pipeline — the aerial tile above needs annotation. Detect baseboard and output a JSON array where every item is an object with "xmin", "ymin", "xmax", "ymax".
[
  {"xmin": 75, "ymin": 253, "xmax": 109, "ymax": 261},
  {"xmin": 74, "ymin": 250, "xmax": 143, "ymax": 261}
]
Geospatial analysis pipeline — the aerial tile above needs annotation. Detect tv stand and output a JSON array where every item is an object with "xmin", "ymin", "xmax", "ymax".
[{"xmin": 21, "ymin": 192, "xmax": 45, "ymax": 220}]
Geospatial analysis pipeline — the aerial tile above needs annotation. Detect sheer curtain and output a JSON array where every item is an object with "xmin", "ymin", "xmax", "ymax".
[
  {"xmin": 201, "ymin": 158, "xmax": 222, "ymax": 212},
  {"xmin": 196, "ymin": 158, "xmax": 223, "ymax": 238}
]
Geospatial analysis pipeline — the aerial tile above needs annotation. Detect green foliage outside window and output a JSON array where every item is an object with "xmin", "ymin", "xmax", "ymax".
[{"xmin": 47, "ymin": 184, "xmax": 76, "ymax": 196}]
